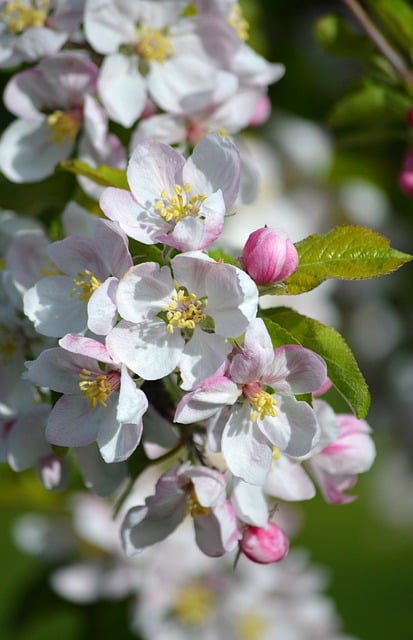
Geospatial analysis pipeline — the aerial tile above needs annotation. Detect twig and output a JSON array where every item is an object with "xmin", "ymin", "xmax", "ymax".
[{"xmin": 341, "ymin": 0, "xmax": 413, "ymax": 87}]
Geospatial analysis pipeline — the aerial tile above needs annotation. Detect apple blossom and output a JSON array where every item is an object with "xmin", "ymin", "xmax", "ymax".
[
  {"xmin": 175, "ymin": 318, "xmax": 326, "ymax": 485},
  {"xmin": 23, "ymin": 217, "xmax": 132, "ymax": 337},
  {"xmin": 305, "ymin": 401, "xmax": 376, "ymax": 504},
  {"xmin": 0, "ymin": 52, "xmax": 98, "ymax": 182},
  {"xmin": 241, "ymin": 227, "xmax": 299, "ymax": 285},
  {"xmin": 100, "ymin": 133, "xmax": 240, "ymax": 252},
  {"xmin": 84, "ymin": 0, "xmax": 237, "ymax": 127},
  {"xmin": 106, "ymin": 250, "xmax": 258, "ymax": 388},
  {"xmin": 24, "ymin": 335, "xmax": 148, "ymax": 463},
  {"xmin": 121, "ymin": 463, "xmax": 241, "ymax": 557},
  {"xmin": 0, "ymin": 0, "xmax": 84, "ymax": 68}
]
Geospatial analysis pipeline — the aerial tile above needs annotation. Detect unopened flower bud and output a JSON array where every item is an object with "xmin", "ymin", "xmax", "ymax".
[
  {"xmin": 240, "ymin": 522, "xmax": 289, "ymax": 564},
  {"xmin": 242, "ymin": 227, "xmax": 299, "ymax": 285},
  {"xmin": 399, "ymin": 151, "xmax": 413, "ymax": 197}
]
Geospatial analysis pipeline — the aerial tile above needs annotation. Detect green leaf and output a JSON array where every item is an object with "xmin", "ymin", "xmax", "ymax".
[
  {"xmin": 207, "ymin": 248, "xmax": 239, "ymax": 266},
  {"xmin": 328, "ymin": 81, "xmax": 411, "ymax": 128},
  {"xmin": 282, "ymin": 225, "xmax": 412, "ymax": 294},
  {"xmin": 261, "ymin": 308, "xmax": 370, "ymax": 418},
  {"xmin": 59, "ymin": 160, "xmax": 128, "ymax": 189}
]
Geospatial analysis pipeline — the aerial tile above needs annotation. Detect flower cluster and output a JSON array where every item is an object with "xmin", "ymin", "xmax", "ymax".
[
  {"xmin": 1, "ymin": 132, "xmax": 376, "ymax": 565},
  {"xmin": 0, "ymin": 0, "xmax": 283, "ymax": 188},
  {"xmin": 13, "ymin": 492, "xmax": 355, "ymax": 640},
  {"xmin": 0, "ymin": 0, "xmax": 384, "ymax": 570}
]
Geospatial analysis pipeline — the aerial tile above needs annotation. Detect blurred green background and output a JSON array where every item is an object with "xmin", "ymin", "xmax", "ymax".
[{"xmin": 1, "ymin": 1, "xmax": 413, "ymax": 639}]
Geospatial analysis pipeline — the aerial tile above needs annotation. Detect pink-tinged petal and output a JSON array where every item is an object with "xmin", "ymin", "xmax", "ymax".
[
  {"xmin": 305, "ymin": 462, "xmax": 358, "ymax": 505},
  {"xmin": 194, "ymin": 500, "xmax": 240, "ymax": 556},
  {"xmin": 84, "ymin": 0, "xmax": 140, "ymax": 54},
  {"xmin": 48, "ymin": 233, "xmax": 108, "ymax": 278},
  {"xmin": 171, "ymin": 251, "xmax": 214, "ymax": 297},
  {"xmin": 240, "ymin": 522, "xmax": 289, "ymax": 564},
  {"xmin": 0, "ymin": 118, "xmax": 73, "ymax": 182},
  {"xmin": 73, "ymin": 443, "xmax": 128, "ymax": 497},
  {"xmin": 264, "ymin": 345, "xmax": 327, "ymax": 395},
  {"xmin": 185, "ymin": 467, "xmax": 226, "ymax": 507},
  {"xmin": 97, "ymin": 417, "xmax": 143, "ymax": 463},
  {"xmin": 231, "ymin": 478, "xmax": 269, "ymax": 527},
  {"xmin": 117, "ymin": 367, "xmax": 148, "ymax": 425},
  {"xmin": 127, "ymin": 139, "xmax": 185, "ymax": 206},
  {"xmin": 100, "ymin": 187, "xmax": 168, "ymax": 244},
  {"xmin": 7, "ymin": 404, "xmax": 51, "ymax": 470},
  {"xmin": 222, "ymin": 404, "xmax": 273, "ymax": 485},
  {"xmin": 116, "ymin": 262, "xmax": 175, "ymax": 322},
  {"xmin": 183, "ymin": 133, "xmax": 240, "ymax": 209},
  {"xmin": 313, "ymin": 399, "xmax": 340, "ymax": 451},
  {"xmin": 179, "ymin": 328, "xmax": 232, "ymax": 391},
  {"xmin": 121, "ymin": 468, "xmax": 186, "ymax": 555},
  {"xmin": 230, "ymin": 318, "xmax": 274, "ymax": 384},
  {"xmin": 313, "ymin": 377, "xmax": 333, "ymax": 397},
  {"xmin": 25, "ymin": 347, "xmax": 101, "ymax": 394},
  {"xmin": 317, "ymin": 432, "xmax": 376, "ymax": 476},
  {"xmin": 97, "ymin": 54, "xmax": 147, "ymax": 127},
  {"xmin": 231, "ymin": 44, "xmax": 285, "ymax": 86},
  {"xmin": 106, "ymin": 319, "xmax": 183, "ymax": 380},
  {"xmin": 174, "ymin": 376, "xmax": 240, "ymax": 424},
  {"xmin": 148, "ymin": 46, "xmax": 238, "ymax": 115},
  {"xmin": 4, "ymin": 67, "xmax": 51, "ymax": 119},
  {"xmin": 13, "ymin": 27, "xmax": 67, "ymax": 63},
  {"xmin": 276, "ymin": 395, "xmax": 320, "ymax": 458},
  {"xmin": 46, "ymin": 394, "xmax": 111, "ymax": 447},
  {"xmin": 264, "ymin": 456, "xmax": 316, "ymax": 501},
  {"xmin": 206, "ymin": 262, "xmax": 258, "ymax": 337},
  {"xmin": 131, "ymin": 112, "xmax": 187, "ymax": 147},
  {"xmin": 87, "ymin": 277, "xmax": 119, "ymax": 336},
  {"xmin": 58, "ymin": 334, "xmax": 114, "ymax": 365},
  {"xmin": 90, "ymin": 218, "xmax": 132, "ymax": 277},
  {"xmin": 163, "ymin": 206, "xmax": 224, "ymax": 251},
  {"xmin": 207, "ymin": 407, "xmax": 231, "ymax": 452},
  {"xmin": 23, "ymin": 276, "xmax": 87, "ymax": 337}
]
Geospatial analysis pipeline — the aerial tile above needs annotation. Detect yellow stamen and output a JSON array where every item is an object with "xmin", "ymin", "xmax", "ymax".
[
  {"xmin": 228, "ymin": 4, "xmax": 249, "ymax": 41},
  {"xmin": 0, "ymin": 328, "xmax": 17, "ymax": 363},
  {"xmin": 78, "ymin": 369, "xmax": 120, "ymax": 409},
  {"xmin": 173, "ymin": 583, "xmax": 215, "ymax": 626},
  {"xmin": 71, "ymin": 270, "xmax": 102, "ymax": 303},
  {"xmin": 244, "ymin": 384, "xmax": 277, "ymax": 422},
  {"xmin": 135, "ymin": 26, "xmax": 174, "ymax": 63},
  {"xmin": 236, "ymin": 611, "xmax": 267, "ymax": 640},
  {"xmin": 154, "ymin": 183, "xmax": 207, "ymax": 224},
  {"xmin": 272, "ymin": 446, "xmax": 281, "ymax": 460},
  {"xmin": 163, "ymin": 288, "xmax": 206, "ymax": 334},
  {"xmin": 184, "ymin": 488, "xmax": 210, "ymax": 518},
  {"xmin": 47, "ymin": 110, "xmax": 81, "ymax": 145},
  {"xmin": 2, "ymin": 0, "xmax": 48, "ymax": 34}
]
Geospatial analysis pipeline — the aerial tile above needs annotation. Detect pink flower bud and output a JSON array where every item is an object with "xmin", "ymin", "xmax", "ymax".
[
  {"xmin": 399, "ymin": 151, "xmax": 413, "ymax": 196},
  {"xmin": 240, "ymin": 522, "xmax": 289, "ymax": 564},
  {"xmin": 407, "ymin": 108, "xmax": 413, "ymax": 128},
  {"xmin": 242, "ymin": 227, "xmax": 299, "ymax": 285}
]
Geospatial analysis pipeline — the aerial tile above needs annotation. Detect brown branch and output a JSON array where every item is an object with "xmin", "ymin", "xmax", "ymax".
[{"xmin": 341, "ymin": 0, "xmax": 413, "ymax": 87}]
